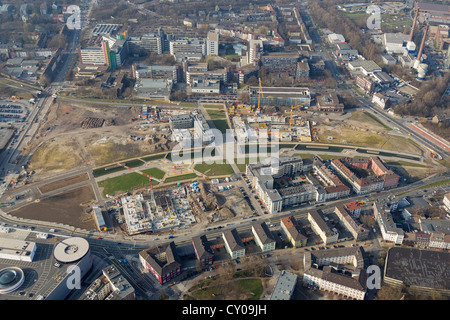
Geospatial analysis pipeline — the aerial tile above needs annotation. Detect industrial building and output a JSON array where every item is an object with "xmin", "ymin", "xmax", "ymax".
[
  {"xmin": 384, "ymin": 247, "xmax": 450, "ymax": 297},
  {"xmin": 270, "ymin": 270, "xmax": 297, "ymax": 300},
  {"xmin": 0, "ymin": 238, "xmax": 37, "ymax": 262},
  {"xmin": 248, "ymin": 86, "xmax": 311, "ymax": 107}
]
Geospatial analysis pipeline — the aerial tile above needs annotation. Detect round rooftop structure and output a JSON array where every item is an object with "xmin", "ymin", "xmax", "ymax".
[
  {"xmin": 53, "ymin": 237, "xmax": 90, "ymax": 264},
  {"xmin": 0, "ymin": 267, "xmax": 25, "ymax": 294}
]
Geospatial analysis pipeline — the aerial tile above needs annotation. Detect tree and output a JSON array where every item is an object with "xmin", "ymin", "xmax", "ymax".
[
  {"xmin": 360, "ymin": 215, "xmax": 376, "ymax": 228},
  {"xmin": 237, "ymin": 92, "xmax": 250, "ymax": 104}
]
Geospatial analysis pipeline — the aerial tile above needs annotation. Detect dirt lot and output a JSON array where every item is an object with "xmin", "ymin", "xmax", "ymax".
[
  {"xmin": 26, "ymin": 100, "xmax": 176, "ymax": 178},
  {"xmin": 38, "ymin": 173, "xmax": 90, "ymax": 194},
  {"xmin": 314, "ymin": 110, "xmax": 422, "ymax": 154},
  {"xmin": 8, "ymin": 185, "xmax": 98, "ymax": 230}
]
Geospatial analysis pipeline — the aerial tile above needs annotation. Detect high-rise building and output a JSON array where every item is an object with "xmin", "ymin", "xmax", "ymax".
[{"xmin": 206, "ymin": 31, "xmax": 219, "ymax": 56}]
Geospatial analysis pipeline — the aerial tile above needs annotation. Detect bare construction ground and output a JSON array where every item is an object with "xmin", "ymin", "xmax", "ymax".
[
  {"xmin": 38, "ymin": 173, "xmax": 90, "ymax": 194},
  {"xmin": 8, "ymin": 185, "xmax": 98, "ymax": 230},
  {"xmin": 314, "ymin": 110, "xmax": 422, "ymax": 155},
  {"xmin": 26, "ymin": 100, "xmax": 176, "ymax": 179}
]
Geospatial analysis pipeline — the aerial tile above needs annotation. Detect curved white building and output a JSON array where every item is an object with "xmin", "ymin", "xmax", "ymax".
[
  {"xmin": 53, "ymin": 237, "xmax": 90, "ymax": 264},
  {"xmin": 0, "ymin": 267, "xmax": 25, "ymax": 294}
]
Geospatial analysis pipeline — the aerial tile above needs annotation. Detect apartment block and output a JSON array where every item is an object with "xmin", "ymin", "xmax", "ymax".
[
  {"xmin": 222, "ymin": 229, "xmax": 245, "ymax": 259},
  {"xmin": 261, "ymin": 52, "xmax": 299, "ymax": 76},
  {"xmin": 373, "ymin": 201, "xmax": 404, "ymax": 244},
  {"xmin": 307, "ymin": 210, "xmax": 339, "ymax": 245},
  {"xmin": 252, "ymin": 222, "xmax": 276, "ymax": 252},
  {"xmin": 192, "ymin": 235, "xmax": 214, "ymax": 266},
  {"xmin": 334, "ymin": 205, "xmax": 369, "ymax": 241},
  {"xmin": 281, "ymin": 216, "xmax": 307, "ymax": 247}
]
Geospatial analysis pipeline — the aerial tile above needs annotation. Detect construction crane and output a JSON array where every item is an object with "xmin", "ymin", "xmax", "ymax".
[
  {"xmin": 257, "ymin": 77, "xmax": 264, "ymax": 114},
  {"xmin": 289, "ymin": 99, "xmax": 314, "ymax": 131},
  {"xmin": 252, "ymin": 78, "xmax": 265, "ymax": 132}
]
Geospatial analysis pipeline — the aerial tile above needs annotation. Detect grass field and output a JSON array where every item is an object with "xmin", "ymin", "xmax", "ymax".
[
  {"xmin": 350, "ymin": 110, "xmax": 392, "ymax": 131},
  {"xmin": 206, "ymin": 109, "xmax": 227, "ymax": 119},
  {"xmin": 92, "ymin": 159, "xmax": 145, "ymax": 177},
  {"xmin": 189, "ymin": 278, "xmax": 263, "ymax": 300},
  {"xmin": 212, "ymin": 119, "xmax": 229, "ymax": 134},
  {"xmin": 97, "ymin": 172, "xmax": 158, "ymax": 196},
  {"xmin": 141, "ymin": 153, "xmax": 167, "ymax": 162},
  {"xmin": 141, "ymin": 167, "xmax": 166, "ymax": 180},
  {"xmin": 293, "ymin": 153, "xmax": 338, "ymax": 161},
  {"xmin": 194, "ymin": 162, "xmax": 235, "ymax": 176},
  {"xmin": 163, "ymin": 173, "xmax": 198, "ymax": 184},
  {"xmin": 416, "ymin": 178, "xmax": 450, "ymax": 190},
  {"xmin": 385, "ymin": 161, "xmax": 428, "ymax": 168}
]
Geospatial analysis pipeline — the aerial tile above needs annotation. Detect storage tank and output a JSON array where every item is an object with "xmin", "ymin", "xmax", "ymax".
[{"xmin": 416, "ymin": 63, "xmax": 428, "ymax": 80}]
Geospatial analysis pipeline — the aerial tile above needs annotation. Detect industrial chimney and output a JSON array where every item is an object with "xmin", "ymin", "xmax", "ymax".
[
  {"xmin": 414, "ymin": 22, "xmax": 429, "ymax": 69},
  {"xmin": 409, "ymin": 8, "xmax": 419, "ymax": 42}
]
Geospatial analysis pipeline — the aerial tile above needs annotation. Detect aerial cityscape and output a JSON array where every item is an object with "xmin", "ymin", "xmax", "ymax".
[{"xmin": 0, "ymin": 0, "xmax": 449, "ymax": 305}]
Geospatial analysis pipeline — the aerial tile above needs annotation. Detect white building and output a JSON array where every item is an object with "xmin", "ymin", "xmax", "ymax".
[
  {"xmin": 373, "ymin": 202, "xmax": 404, "ymax": 244},
  {"xmin": 383, "ymin": 33, "xmax": 410, "ymax": 54},
  {"xmin": 121, "ymin": 194, "xmax": 153, "ymax": 235},
  {"xmin": 372, "ymin": 93, "xmax": 390, "ymax": 109},
  {"xmin": 206, "ymin": 31, "xmax": 219, "ymax": 56},
  {"xmin": 0, "ymin": 238, "xmax": 36, "ymax": 262}
]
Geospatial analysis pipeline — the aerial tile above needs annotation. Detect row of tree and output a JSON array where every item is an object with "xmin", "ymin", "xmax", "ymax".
[{"xmin": 307, "ymin": 0, "xmax": 384, "ymax": 64}]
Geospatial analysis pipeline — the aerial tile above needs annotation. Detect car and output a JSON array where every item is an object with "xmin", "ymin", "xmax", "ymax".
[
  {"xmin": 168, "ymin": 235, "xmax": 174, "ymax": 239},
  {"xmin": 97, "ymin": 237, "xmax": 102, "ymax": 240}
]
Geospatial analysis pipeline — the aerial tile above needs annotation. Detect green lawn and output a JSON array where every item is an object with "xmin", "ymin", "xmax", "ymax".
[
  {"xmin": 416, "ymin": 178, "xmax": 450, "ymax": 190},
  {"xmin": 163, "ymin": 173, "xmax": 198, "ymax": 184},
  {"xmin": 206, "ymin": 109, "xmax": 227, "ymax": 119},
  {"xmin": 92, "ymin": 159, "xmax": 144, "ymax": 177},
  {"xmin": 194, "ymin": 162, "xmax": 235, "ymax": 176},
  {"xmin": 97, "ymin": 172, "xmax": 158, "ymax": 196},
  {"xmin": 141, "ymin": 153, "xmax": 167, "ymax": 162},
  {"xmin": 212, "ymin": 119, "xmax": 229, "ymax": 134},
  {"xmin": 385, "ymin": 161, "xmax": 428, "ymax": 168},
  {"xmin": 141, "ymin": 167, "xmax": 166, "ymax": 180},
  {"xmin": 189, "ymin": 279, "xmax": 263, "ymax": 300}
]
